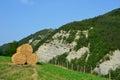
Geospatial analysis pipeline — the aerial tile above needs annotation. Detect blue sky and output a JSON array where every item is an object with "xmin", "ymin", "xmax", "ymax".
[{"xmin": 0, "ymin": 0, "xmax": 120, "ymax": 45}]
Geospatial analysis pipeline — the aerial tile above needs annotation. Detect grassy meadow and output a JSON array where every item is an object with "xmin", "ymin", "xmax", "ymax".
[{"xmin": 0, "ymin": 56, "xmax": 107, "ymax": 80}]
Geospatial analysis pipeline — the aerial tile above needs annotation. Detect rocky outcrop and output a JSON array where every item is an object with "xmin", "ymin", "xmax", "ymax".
[
  {"xmin": 94, "ymin": 50, "xmax": 120, "ymax": 75},
  {"xmin": 66, "ymin": 47, "xmax": 89, "ymax": 61},
  {"xmin": 36, "ymin": 30, "xmax": 90, "ymax": 62},
  {"xmin": 36, "ymin": 40, "xmax": 70, "ymax": 62}
]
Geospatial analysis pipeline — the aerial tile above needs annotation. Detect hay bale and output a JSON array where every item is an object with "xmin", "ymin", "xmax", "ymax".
[
  {"xmin": 16, "ymin": 46, "xmax": 22, "ymax": 53},
  {"xmin": 17, "ymin": 44, "xmax": 33, "ymax": 57},
  {"xmin": 12, "ymin": 53, "xmax": 26, "ymax": 65},
  {"xmin": 11, "ymin": 44, "xmax": 38, "ymax": 65},
  {"xmin": 27, "ymin": 53, "xmax": 38, "ymax": 65}
]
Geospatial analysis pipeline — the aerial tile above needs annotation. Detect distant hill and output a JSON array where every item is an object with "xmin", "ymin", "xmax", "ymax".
[
  {"xmin": 0, "ymin": 29, "xmax": 54, "ymax": 56},
  {"xmin": 0, "ymin": 8, "xmax": 120, "ymax": 78}
]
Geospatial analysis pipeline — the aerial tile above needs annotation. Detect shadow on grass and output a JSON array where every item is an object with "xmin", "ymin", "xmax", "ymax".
[{"xmin": 37, "ymin": 62, "xmax": 44, "ymax": 65}]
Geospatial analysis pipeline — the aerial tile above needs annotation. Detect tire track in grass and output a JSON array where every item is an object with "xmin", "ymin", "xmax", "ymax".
[{"xmin": 32, "ymin": 66, "xmax": 38, "ymax": 80}]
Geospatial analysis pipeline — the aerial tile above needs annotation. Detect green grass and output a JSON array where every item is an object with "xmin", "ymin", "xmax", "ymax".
[
  {"xmin": 0, "ymin": 56, "xmax": 107, "ymax": 80},
  {"xmin": 37, "ymin": 63, "xmax": 107, "ymax": 80},
  {"xmin": 0, "ymin": 56, "xmax": 11, "ymax": 62}
]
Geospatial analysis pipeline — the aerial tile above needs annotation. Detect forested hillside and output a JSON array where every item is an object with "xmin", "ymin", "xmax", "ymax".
[{"xmin": 35, "ymin": 8, "xmax": 120, "ymax": 78}]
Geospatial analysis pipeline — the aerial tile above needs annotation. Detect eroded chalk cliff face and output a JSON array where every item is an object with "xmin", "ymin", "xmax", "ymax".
[
  {"xmin": 36, "ymin": 40, "xmax": 70, "ymax": 62},
  {"xmin": 36, "ymin": 29, "xmax": 90, "ymax": 62},
  {"xmin": 94, "ymin": 50, "xmax": 120, "ymax": 75}
]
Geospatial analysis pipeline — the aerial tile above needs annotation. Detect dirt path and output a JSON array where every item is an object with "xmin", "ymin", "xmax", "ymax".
[{"xmin": 32, "ymin": 66, "xmax": 38, "ymax": 80}]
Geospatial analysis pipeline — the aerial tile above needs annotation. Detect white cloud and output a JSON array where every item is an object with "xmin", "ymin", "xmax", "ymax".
[{"xmin": 21, "ymin": 0, "xmax": 29, "ymax": 4}]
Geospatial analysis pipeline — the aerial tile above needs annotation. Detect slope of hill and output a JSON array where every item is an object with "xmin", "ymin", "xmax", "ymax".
[
  {"xmin": 0, "ymin": 56, "xmax": 107, "ymax": 80},
  {"xmin": 35, "ymin": 8, "xmax": 120, "ymax": 76},
  {"xmin": 0, "ymin": 29, "xmax": 54, "ymax": 56},
  {"xmin": 18, "ymin": 29, "xmax": 54, "ymax": 47}
]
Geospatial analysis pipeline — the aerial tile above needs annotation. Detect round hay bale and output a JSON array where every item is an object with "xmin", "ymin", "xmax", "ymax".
[
  {"xmin": 19, "ymin": 44, "xmax": 33, "ymax": 57},
  {"xmin": 27, "ymin": 54, "xmax": 38, "ymax": 65},
  {"xmin": 12, "ymin": 53, "xmax": 26, "ymax": 65},
  {"xmin": 16, "ymin": 46, "xmax": 22, "ymax": 53}
]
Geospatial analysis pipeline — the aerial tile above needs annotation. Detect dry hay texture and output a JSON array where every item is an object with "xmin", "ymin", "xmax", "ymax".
[
  {"xmin": 11, "ymin": 44, "xmax": 38, "ymax": 65},
  {"xmin": 27, "ymin": 53, "xmax": 38, "ymax": 65},
  {"xmin": 17, "ymin": 44, "xmax": 33, "ymax": 57},
  {"xmin": 12, "ymin": 53, "xmax": 26, "ymax": 65}
]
